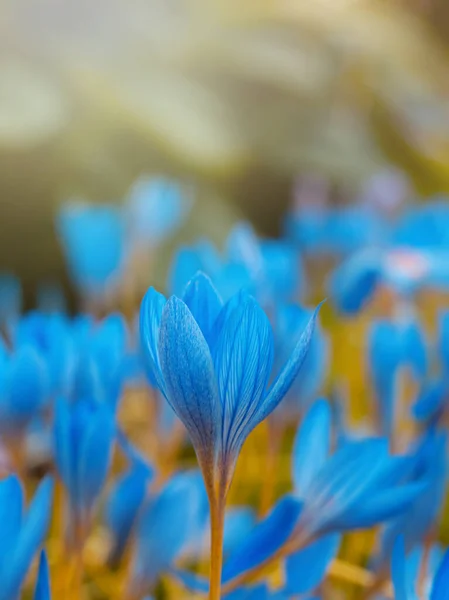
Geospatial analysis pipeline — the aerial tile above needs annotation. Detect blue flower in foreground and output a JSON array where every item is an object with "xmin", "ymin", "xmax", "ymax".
[
  {"xmin": 0, "ymin": 345, "xmax": 49, "ymax": 435},
  {"xmin": 105, "ymin": 439, "xmax": 154, "ymax": 565},
  {"xmin": 53, "ymin": 397, "xmax": 115, "ymax": 544},
  {"xmin": 392, "ymin": 537, "xmax": 449, "ymax": 600},
  {"xmin": 34, "ymin": 551, "xmax": 51, "ymax": 600},
  {"xmin": 129, "ymin": 470, "xmax": 208, "ymax": 595},
  {"xmin": 140, "ymin": 272, "xmax": 320, "ymax": 492},
  {"xmin": 0, "ymin": 475, "xmax": 53, "ymax": 600}
]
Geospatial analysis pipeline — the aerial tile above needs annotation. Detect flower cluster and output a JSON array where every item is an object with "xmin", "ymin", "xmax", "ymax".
[{"xmin": 0, "ymin": 176, "xmax": 449, "ymax": 599}]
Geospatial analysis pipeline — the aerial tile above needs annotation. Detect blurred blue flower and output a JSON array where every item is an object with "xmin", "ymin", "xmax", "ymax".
[
  {"xmin": 126, "ymin": 176, "xmax": 192, "ymax": 246},
  {"xmin": 327, "ymin": 249, "xmax": 382, "ymax": 315},
  {"xmin": 369, "ymin": 317, "xmax": 427, "ymax": 438},
  {"xmin": 34, "ymin": 550, "xmax": 51, "ymax": 600},
  {"xmin": 0, "ymin": 273, "xmax": 21, "ymax": 327},
  {"xmin": 71, "ymin": 313, "xmax": 129, "ymax": 408},
  {"xmin": 0, "ymin": 345, "xmax": 49, "ymax": 434},
  {"xmin": 0, "ymin": 475, "xmax": 53, "ymax": 600},
  {"xmin": 392, "ymin": 537, "xmax": 449, "ymax": 600},
  {"xmin": 105, "ymin": 439, "xmax": 154, "ymax": 566},
  {"xmin": 291, "ymin": 400, "xmax": 425, "ymax": 542},
  {"xmin": 57, "ymin": 202, "xmax": 125, "ymax": 296},
  {"xmin": 13, "ymin": 312, "xmax": 74, "ymax": 398},
  {"xmin": 53, "ymin": 397, "xmax": 115, "ymax": 543},
  {"xmin": 377, "ymin": 429, "xmax": 447, "ymax": 566},
  {"xmin": 129, "ymin": 469, "xmax": 208, "ymax": 595},
  {"xmin": 140, "ymin": 272, "xmax": 320, "ymax": 491}
]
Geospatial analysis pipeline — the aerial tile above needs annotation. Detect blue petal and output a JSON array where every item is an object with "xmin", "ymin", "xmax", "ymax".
[
  {"xmin": 292, "ymin": 399, "xmax": 331, "ymax": 494},
  {"xmin": 221, "ymin": 496, "xmax": 303, "ymax": 584},
  {"xmin": 412, "ymin": 379, "xmax": 446, "ymax": 422},
  {"xmin": 298, "ymin": 439, "xmax": 394, "ymax": 535},
  {"xmin": 53, "ymin": 398, "xmax": 76, "ymax": 505},
  {"xmin": 328, "ymin": 250, "xmax": 381, "ymax": 315},
  {"xmin": 285, "ymin": 533, "xmax": 340, "ymax": 594},
  {"xmin": 4, "ymin": 346, "xmax": 49, "ymax": 427},
  {"xmin": 139, "ymin": 287, "xmax": 167, "ymax": 394},
  {"xmin": 1, "ymin": 477, "xmax": 53, "ymax": 600},
  {"xmin": 34, "ymin": 551, "xmax": 51, "ymax": 600},
  {"xmin": 172, "ymin": 496, "xmax": 303, "ymax": 592},
  {"xmin": 391, "ymin": 537, "xmax": 417, "ymax": 600},
  {"xmin": 368, "ymin": 320, "xmax": 403, "ymax": 438},
  {"xmin": 259, "ymin": 303, "xmax": 323, "ymax": 423},
  {"xmin": 431, "ymin": 549, "xmax": 449, "ymax": 600},
  {"xmin": 105, "ymin": 460, "xmax": 152, "ymax": 564},
  {"xmin": 0, "ymin": 476, "xmax": 23, "ymax": 574},
  {"xmin": 132, "ymin": 470, "xmax": 208, "ymax": 589},
  {"xmin": 182, "ymin": 272, "xmax": 223, "ymax": 344},
  {"xmin": 213, "ymin": 295, "xmax": 274, "ymax": 463},
  {"xmin": 158, "ymin": 297, "xmax": 221, "ymax": 473},
  {"xmin": 331, "ymin": 481, "xmax": 427, "ymax": 530},
  {"xmin": 79, "ymin": 404, "xmax": 115, "ymax": 514}
]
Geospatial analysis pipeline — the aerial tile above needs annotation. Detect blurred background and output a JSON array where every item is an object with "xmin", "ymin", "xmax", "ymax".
[{"xmin": 2, "ymin": 0, "xmax": 449, "ymax": 304}]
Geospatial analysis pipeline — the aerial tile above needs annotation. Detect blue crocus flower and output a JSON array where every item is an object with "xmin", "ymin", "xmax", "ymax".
[
  {"xmin": 57, "ymin": 201, "xmax": 125, "ymax": 296},
  {"xmin": 0, "ymin": 345, "xmax": 49, "ymax": 435},
  {"xmin": 392, "ymin": 537, "xmax": 449, "ymax": 600},
  {"xmin": 53, "ymin": 397, "xmax": 115, "ymax": 545},
  {"xmin": 126, "ymin": 176, "xmax": 192, "ymax": 246},
  {"xmin": 105, "ymin": 439, "xmax": 154, "ymax": 565},
  {"xmin": 376, "ymin": 429, "xmax": 447, "ymax": 567},
  {"xmin": 129, "ymin": 469, "xmax": 208, "ymax": 595},
  {"xmin": 0, "ymin": 475, "xmax": 53, "ymax": 600},
  {"xmin": 327, "ymin": 249, "xmax": 382, "ymax": 315},
  {"xmin": 70, "ymin": 313, "xmax": 129, "ymax": 409},
  {"xmin": 369, "ymin": 317, "xmax": 427, "ymax": 439},
  {"xmin": 13, "ymin": 311, "xmax": 75, "ymax": 399},
  {"xmin": 290, "ymin": 400, "xmax": 425, "ymax": 543},
  {"xmin": 140, "ymin": 271, "xmax": 320, "ymax": 493},
  {"xmin": 34, "ymin": 550, "xmax": 51, "ymax": 600}
]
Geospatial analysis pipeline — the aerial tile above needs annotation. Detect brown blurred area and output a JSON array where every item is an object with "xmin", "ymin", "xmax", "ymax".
[{"xmin": 2, "ymin": 0, "xmax": 449, "ymax": 299}]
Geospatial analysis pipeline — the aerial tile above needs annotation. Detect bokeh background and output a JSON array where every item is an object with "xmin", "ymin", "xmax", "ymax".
[{"xmin": 3, "ymin": 0, "xmax": 449, "ymax": 305}]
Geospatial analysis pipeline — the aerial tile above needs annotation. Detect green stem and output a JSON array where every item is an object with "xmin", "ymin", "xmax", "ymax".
[{"xmin": 209, "ymin": 492, "xmax": 226, "ymax": 600}]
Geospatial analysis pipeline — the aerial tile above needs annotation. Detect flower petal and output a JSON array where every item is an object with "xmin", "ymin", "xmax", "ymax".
[
  {"xmin": 292, "ymin": 399, "xmax": 331, "ymax": 495},
  {"xmin": 139, "ymin": 287, "xmax": 167, "ymax": 393},
  {"xmin": 285, "ymin": 533, "xmax": 340, "ymax": 594},
  {"xmin": 221, "ymin": 496, "xmax": 303, "ymax": 584},
  {"xmin": 132, "ymin": 470, "xmax": 208, "ymax": 589},
  {"xmin": 182, "ymin": 272, "xmax": 223, "ymax": 344},
  {"xmin": 158, "ymin": 297, "xmax": 221, "ymax": 472},
  {"xmin": 213, "ymin": 295, "xmax": 274, "ymax": 462},
  {"xmin": 79, "ymin": 403, "xmax": 115, "ymax": 514},
  {"xmin": 2, "ymin": 477, "xmax": 53, "ymax": 600},
  {"xmin": 33, "ymin": 551, "xmax": 51, "ymax": 600},
  {"xmin": 259, "ymin": 303, "xmax": 323, "ymax": 423}
]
